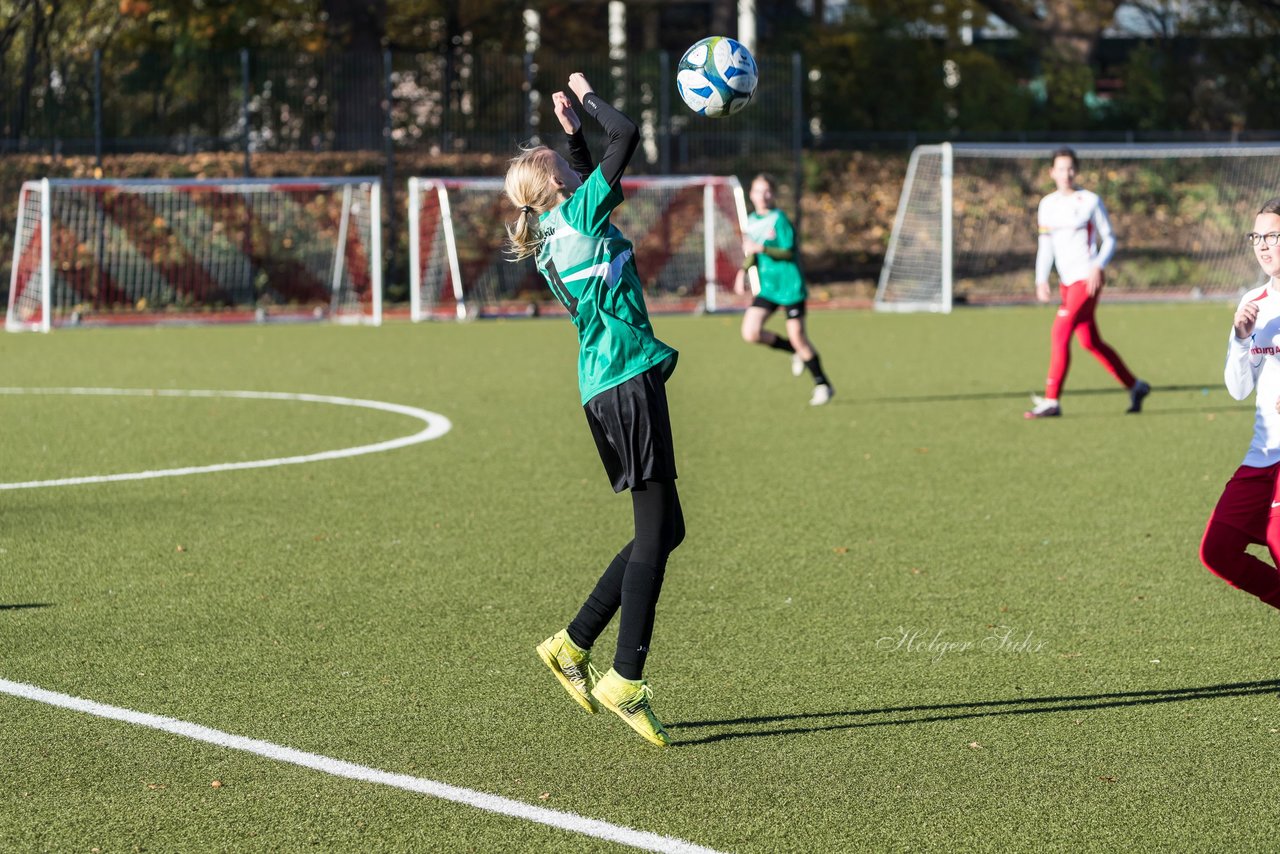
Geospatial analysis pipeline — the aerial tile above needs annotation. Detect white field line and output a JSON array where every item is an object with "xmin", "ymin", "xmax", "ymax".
[
  {"xmin": 2, "ymin": 389, "xmax": 725, "ymax": 851},
  {"xmin": 0, "ymin": 387, "xmax": 452, "ymax": 491},
  {"xmin": 0, "ymin": 678, "xmax": 725, "ymax": 854}
]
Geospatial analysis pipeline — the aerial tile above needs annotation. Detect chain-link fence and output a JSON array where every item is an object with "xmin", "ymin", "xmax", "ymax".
[
  {"xmin": 1, "ymin": 48, "xmax": 804, "ymax": 165},
  {"xmin": 14, "ymin": 46, "xmax": 1274, "ymax": 308},
  {"xmin": 0, "ymin": 48, "xmax": 804, "ymax": 302}
]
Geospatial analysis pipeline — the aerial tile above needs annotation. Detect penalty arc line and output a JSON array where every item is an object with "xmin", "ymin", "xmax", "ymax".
[
  {"xmin": 0, "ymin": 388, "xmax": 725, "ymax": 852},
  {"xmin": 0, "ymin": 679, "xmax": 725, "ymax": 854},
  {"xmin": 0, "ymin": 387, "xmax": 453, "ymax": 491}
]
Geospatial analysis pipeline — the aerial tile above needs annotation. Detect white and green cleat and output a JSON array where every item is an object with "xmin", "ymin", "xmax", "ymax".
[
  {"xmin": 536, "ymin": 629, "xmax": 600, "ymax": 714},
  {"xmin": 591, "ymin": 668, "xmax": 671, "ymax": 747}
]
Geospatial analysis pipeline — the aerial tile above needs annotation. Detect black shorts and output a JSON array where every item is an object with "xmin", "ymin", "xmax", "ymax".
[
  {"xmin": 584, "ymin": 366, "xmax": 678, "ymax": 493},
  {"xmin": 752, "ymin": 296, "xmax": 806, "ymax": 319}
]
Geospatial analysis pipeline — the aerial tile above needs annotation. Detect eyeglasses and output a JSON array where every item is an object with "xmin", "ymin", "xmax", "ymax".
[{"xmin": 1246, "ymin": 232, "xmax": 1280, "ymax": 247}]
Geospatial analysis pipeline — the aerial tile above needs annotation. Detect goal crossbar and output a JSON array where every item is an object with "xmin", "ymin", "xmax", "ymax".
[
  {"xmin": 407, "ymin": 175, "xmax": 748, "ymax": 321},
  {"xmin": 877, "ymin": 142, "xmax": 1280, "ymax": 312},
  {"xmin": 7, "ymin": 177, "xmax": 383, "ymax": 331}
]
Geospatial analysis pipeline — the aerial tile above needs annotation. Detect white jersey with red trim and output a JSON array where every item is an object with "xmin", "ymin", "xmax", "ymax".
[
  {"xmin": 1226, "ymin": 279, "xmax": 1280, "ymax": 467},
  {"xmin": 1035, "ymin": 189, "xmax": 1116, "ymax": 286}
]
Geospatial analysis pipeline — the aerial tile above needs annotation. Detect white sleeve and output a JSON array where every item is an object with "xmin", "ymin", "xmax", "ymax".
[
  {"xmin": 1091, "ymin": 196, "xmax": 1116, "ymax": 269},
  {"xmin": 1034, "ymin": 200, "xmax": 1053, "ymax": 283},
  {"xmin": 1225, "ymin": 299, "xmax": 1259, "ymax": 401},
  {"xmin": 1035, "ymin": 235, "xmax": 1054, "ymax": 284}
]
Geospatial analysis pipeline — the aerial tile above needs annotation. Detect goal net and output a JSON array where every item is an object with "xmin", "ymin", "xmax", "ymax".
[
  {"xmin": 877, "ymin": 142, "xmax": 1280, "ymax": 312},
  {"xmin": 408, "ymin": 175, "xmax": 748, "ymax": 320},
  {"xmin": 7, "ymin": 177, "xmax": 382, "ymax": 331}
]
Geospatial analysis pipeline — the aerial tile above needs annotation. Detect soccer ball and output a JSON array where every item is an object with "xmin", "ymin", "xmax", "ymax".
[{"xmin": 676, "ymin": 36, "xmax": 758, "ymax": 119}]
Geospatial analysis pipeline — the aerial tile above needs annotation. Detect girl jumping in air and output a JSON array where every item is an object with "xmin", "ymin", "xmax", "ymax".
[
  {"xmin": 734, "ymin": 173, "xmax": 834, "ymax": 406},
  {"xmin": 1199, "ymin": 197, "xmax": 1280, "ymax": 611},
  {"xmin": 505, "ymin": 73, "xmax": 684, "ymax": 747}
]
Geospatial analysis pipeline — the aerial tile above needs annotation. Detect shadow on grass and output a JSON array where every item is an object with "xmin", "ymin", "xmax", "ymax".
[
  {"xmin": 857, "ymin": 383, "xmax": 1221, "ymax": 406},
  {"xmin": 1064, "ymin": 407, "xmax": 1241, "ymax": 419},
  {"xmin": 668, "ymin": 679, "xmax": 1280, "ymax": 747},
  {"xmin": 0, "ymin": 603, "xmax": 52, "ymax": 611}
]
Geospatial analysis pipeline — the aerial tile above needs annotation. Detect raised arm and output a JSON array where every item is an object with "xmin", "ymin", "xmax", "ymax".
[
  {"xmin": 568, "ymin": 73, "xmax": 639, "ymax": 189},
  {"xmin": 552, "ymin": 90, "xmax": 594, "ymax": 180},
  {"xmin": 1227, "ymin": 295, "xmax": 1262, "ymax": 400},
  {"xmin": 565, "ymin": 130, "xmax": 594, "ymax": 179}
]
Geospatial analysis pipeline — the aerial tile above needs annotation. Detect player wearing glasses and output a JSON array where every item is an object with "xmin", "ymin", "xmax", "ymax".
[{"xmin": 1199, "ymin": 198, "xmax": 1280, "ymax": 611}]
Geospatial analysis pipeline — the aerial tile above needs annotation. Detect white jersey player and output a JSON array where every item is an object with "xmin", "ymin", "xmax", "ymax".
[
  {"xmin": 1200, "ymin": 198, "xmax": 1280, "ymax": 612},
  {"xmin": 1034, "ymin": 186, "xmax": 1115, "ymax": 290},
  {"xmin": 1024, "ymin": 147, "xmax": 1150, "ymax": 419}
]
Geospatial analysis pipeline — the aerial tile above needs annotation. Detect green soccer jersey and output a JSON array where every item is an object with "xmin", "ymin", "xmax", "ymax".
[
  {"xmin": 536, "ymin": 168, "xmax": 678, "ymax": 405},
  {"xmin": 746, "ymin": 208, "xmax": 806, "ymax": 305}
]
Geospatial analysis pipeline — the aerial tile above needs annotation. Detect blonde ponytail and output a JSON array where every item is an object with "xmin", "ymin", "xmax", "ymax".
[{"xmin": 504, "ymin": 145, "xmax": 562, "ymax": 261}]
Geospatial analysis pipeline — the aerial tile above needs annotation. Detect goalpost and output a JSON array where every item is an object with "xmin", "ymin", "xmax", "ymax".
[
  {"xmin": 7, "ymin": 177, "xmax": 383, "ymax": 331},
  {"xmin": 407, "ymin": 175, "xmax": 748, "ymax": 320},
  {"xmin": 877, "ymin": 142, "xmax": 1280, "ymax": 312}
]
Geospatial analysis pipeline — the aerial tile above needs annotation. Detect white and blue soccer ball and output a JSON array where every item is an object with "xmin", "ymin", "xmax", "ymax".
[{"xmin": 676, "ymin": 36, "xmax": 758, "ymax": 119}]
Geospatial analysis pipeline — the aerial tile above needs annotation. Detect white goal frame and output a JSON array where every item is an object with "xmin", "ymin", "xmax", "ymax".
[
  {"xmin": 7, "ymin": 177, "xmax": 383, "ymax": 332},
  {"xmin": 877, "ymin": 142, "xmax": 1280, "ymax": 312},
  {"xmin": 407, "ymin": 175, "xmax": 749, "ymax": 321}
]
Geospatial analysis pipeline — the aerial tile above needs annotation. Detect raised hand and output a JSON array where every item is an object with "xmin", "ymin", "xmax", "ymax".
[
  {"xmin": 552, "ymin": 91, "xmax": 580, "ymax": 134},
  {"xmin": 568, "ymin": 72, "xmax": 594, "ymax": 102},
  {"xmin": 1234, "ymin": 300, "xmax": 1260, "ymax": 339}
]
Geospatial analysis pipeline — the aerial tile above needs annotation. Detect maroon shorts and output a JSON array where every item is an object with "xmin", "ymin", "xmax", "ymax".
[{"xmin": 1207, "ymin": 463, "xmax": 1280, "ymax": 541}]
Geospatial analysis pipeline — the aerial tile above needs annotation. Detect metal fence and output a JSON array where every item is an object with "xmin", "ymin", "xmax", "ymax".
[
  {"xmin": 0, "ymin": 48, "xmax": 806, "ymax": 302},
  {"xmin": 0, "ymin": 48, "xmax": 805, "ymax": 171},
  {"xmin": 13, "ymin": 45, "xmax": 1275, "ymax": 307}
]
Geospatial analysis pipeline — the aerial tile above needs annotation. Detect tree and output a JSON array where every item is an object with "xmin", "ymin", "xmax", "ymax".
[
  {"xmin": 2, "ymin": 0, "xmax": 50, "ymax": 142},
  {"xmin": 972, "ymin": 0, "xmax": 1119, "ymax": 66},
  {"xmin": 839, "ymin": 0, "xmax": 1117, "ymax": 129}
]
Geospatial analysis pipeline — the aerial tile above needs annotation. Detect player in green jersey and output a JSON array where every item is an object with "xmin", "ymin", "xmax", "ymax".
[
  {"xmin": 505, "ymin": 73, "xmax": 683, "ymax": 747},
  {"xmin": 734, "ymin": 173, "xmax": 834, "ymax": 406}
]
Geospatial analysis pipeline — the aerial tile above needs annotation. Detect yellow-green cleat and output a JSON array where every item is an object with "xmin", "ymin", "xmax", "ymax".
[
  {"xmin": 591, "ymin": 668, "xmax": 670, "ymax": 747},
  {"xmin": 536, "ymin": 629, "xmax": 600, "ymax": 714}
]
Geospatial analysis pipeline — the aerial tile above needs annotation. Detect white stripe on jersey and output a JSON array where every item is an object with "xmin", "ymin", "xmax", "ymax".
[
  {"xmin": 1035, "ymin": 189, "xmax": 1116, "ymax": 286},
  {"xmin": 1226, "ymin": 279, "xmax": 1280, "ymax": 467},
  {"xmin": 560, "ymin": 248, "xmax": 633, "ymax": 291}
]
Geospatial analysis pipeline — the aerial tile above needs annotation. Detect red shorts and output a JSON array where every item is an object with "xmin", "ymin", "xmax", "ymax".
[{"xmin": 1207, "ymin": 463, "xmax": 1280, "ymax": 542}]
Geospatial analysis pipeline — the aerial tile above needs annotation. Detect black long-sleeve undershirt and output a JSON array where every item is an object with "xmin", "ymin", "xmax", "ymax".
[
  {"xmin": 571, "ymin": 92, "xmax": 639, "ymax": 189},
  {"xmin": 566, "ymin": 129, "xmax": 594, "ymax": 181}
]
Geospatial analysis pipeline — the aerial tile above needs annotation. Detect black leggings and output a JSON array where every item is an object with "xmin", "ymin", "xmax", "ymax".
[{"xmin": 567, "ymin": 479, "xmax": 685, "ymax": 680}]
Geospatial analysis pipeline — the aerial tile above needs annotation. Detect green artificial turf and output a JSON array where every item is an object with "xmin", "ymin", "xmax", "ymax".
[{"xmin": 3, "ymin": 304, "xmax": 1279, "ymax": 852}]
